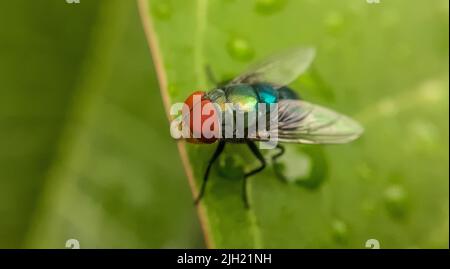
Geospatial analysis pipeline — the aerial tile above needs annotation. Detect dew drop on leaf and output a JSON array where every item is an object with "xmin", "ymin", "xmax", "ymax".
[
  {"xmin": 331, "ymin": 219, "xmax": 349, "ymax": 244},
  {"xmin": 273, "ymin": 145, "xmax": 328, "ymax": 190},
  {"xmin": 361, "ymin": 200, "xmax": 376, "ymax": 215},
  {"xmin": 152, "ymin": 1, "xmax": 172, "ymax": 20},
  {"xmin": 377, "ymin": 99, "xmax": 398, "ymax": 117},
  {"xmin": 324, "ymin": 12, "xmax": 344, "ymax": 36},
  {"xmin": 255, "ymin": 0, "xmax": 287, "ymax": 15},
  {"xmin": 356, "ymin": 162, "xmax": 375, "ymax": 181},
  {"xmin": 384, "ymin": 184, "xmax": 408, "ymax": 220},
  {"xmin": 167, "ymin": 83, "xmax": 177, "ymax": 96},
  {"xmin": 275, "ymin": 151, "xmax": 311, "ymax": 180},
  {"xmin": 418, "ymin": 79, "xmax": 445, "ymax": 104},
  {"xmin": 227, "ymin": 37, "xmax": 255, "ymax": 62},
  {"xmin": 405, "ymin": 120, "xmax": 439, "ymax": 153}
]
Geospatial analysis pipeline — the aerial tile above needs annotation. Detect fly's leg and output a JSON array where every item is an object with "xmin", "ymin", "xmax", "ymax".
[
  {"xmin": 272, "ymin": 144, "xmax": 287, "ymax": 182},
  {"xmin": 195, "ymin": 140, "xmax": 226, "ymax": 205},
  {"xmin": 205, "ymin": 66, "xmax": 231, "ymax": 87},
  {"xmin": 205, "ymin": 65, "xmax": 218, "ymax": 85},
  {"xmin": 271, "ymin": 144, "xmax": 285, "ymax": 163},
  {"xmin": 243, "ymin": 141, "xmax": 266, "ymax": 209}
]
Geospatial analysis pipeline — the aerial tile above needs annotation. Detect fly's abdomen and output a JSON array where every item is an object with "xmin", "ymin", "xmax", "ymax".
[{"xmin": 278, "ymin": 86, "xmax": 300, "ymax": 100}]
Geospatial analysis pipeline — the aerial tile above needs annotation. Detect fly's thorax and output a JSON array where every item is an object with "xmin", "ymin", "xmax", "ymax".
[
  {"xmin": 207, "ymin": 83, "xmax": 280, "ymax": 109},
  {"xmin": 205, "ymin": 84, "xmax": 280, "ymax": 140},
  {"xmin": 205, "ymin": 88, "xmax": 227, "ymax": 110},
  {"xmin": 224, "ymin": 84, "xmax": 259, "ymax": 113},
  {"xmin": 252, "ymin": 83, "xmax": 279, "ymax": 104}
]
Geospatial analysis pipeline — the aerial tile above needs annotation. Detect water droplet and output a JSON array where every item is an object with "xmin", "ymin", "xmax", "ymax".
[
  {"xmin": 361, "ymin": 200, "xmax": 376, "ymax": 215},
  {"xmin": 255, "ymin": 0, "xmax": 287, "ymax": 15},
  {"xmin": 324, "ymin": 12, "xmax": 344, "ymax": 35},
  {"xmin": 357, "ymin": 162, "xmax": 374, "ymax": 181},
  {"xmin": 331, "ymin": 219, "xmax": 349, "ymax": 244},
  {"xmin": 227, "ymin": 37, "xmax": 255, "ymax": 62},
  {"xmin": 278, "ymin": 151, "xmax": 311, "ymax": 180},
  {"xmin": 377, "ymin": 99, "xmax": 398, "ymax": 117},
  {"xmin": 167, "ymin": 83, "xmax": 177, "ymax": 96},
  {"xmin": 273, "ymin": 145, "xmax": 328, "ymax": 189},
  {"xmin": 406, "ymin": 120, "xmax": 439, "ymax": 153},
  {"xmin": 419, "ymin": 79, "xmax": 445, "ymax": 103},
  {"xmin": 152, "ymin": 2, "xmax": 172, "ymax": 20},
  {"xmin": 384, "ymin": 184, "xmax": 408, "ymax": 220}
]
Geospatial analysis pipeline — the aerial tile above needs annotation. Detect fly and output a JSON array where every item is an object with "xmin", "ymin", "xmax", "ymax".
[{"xmin": 176, "ymin": 47, "xmax": 364, "ymax": 208}]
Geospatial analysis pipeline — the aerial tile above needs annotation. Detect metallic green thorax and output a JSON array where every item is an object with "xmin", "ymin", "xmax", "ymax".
[
  {"xmin": 205, "ymin": 83, "xmax": 299, "ymax": 137},
  {"xmin": 206, "ymin": 83, "xmax": 298, "ymax": 112}
]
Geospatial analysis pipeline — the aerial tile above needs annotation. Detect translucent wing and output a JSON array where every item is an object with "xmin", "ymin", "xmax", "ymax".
[
  {"xmin": 229, "ymin": 47, "xmax": 315, "ymax": 89},
  {"xmin": 269, "ymin": 99, "xmax": 364, "ymax": 144}
]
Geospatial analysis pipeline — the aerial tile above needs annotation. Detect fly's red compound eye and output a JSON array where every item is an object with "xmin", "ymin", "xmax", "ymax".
[
  {"xmin": 183, "ymin": 91, "xmax": 219, "ymax": 144},
  {"xmin": 184, "ymin": 91, "xmax": 205, "ymax": 111}
]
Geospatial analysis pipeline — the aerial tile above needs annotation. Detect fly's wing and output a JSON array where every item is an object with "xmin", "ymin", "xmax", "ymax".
[
  {"xmin": 229, "ymin": 47, "xmax": 315, "ymax": 89},
  {"xmin": 266, "ymin": 99, "xmax": 364, "ymax": 144}
]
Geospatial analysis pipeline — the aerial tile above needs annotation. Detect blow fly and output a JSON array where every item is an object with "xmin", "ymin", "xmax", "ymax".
[{"xmin": 176, "ymin": 47, "xmax": 364, "ymax": 208}]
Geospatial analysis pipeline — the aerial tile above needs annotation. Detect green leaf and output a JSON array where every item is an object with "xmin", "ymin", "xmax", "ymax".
[
  {"xmin": 0, "ymin": 0, "xmax": 100, "ymax": 247},
  {"xmin": 0, "ymin": 0, "xmax": 201, "ymax": 248},
  {"xmin": 140, "ymin": 0, "xmax": 448, "ymax": 248}
]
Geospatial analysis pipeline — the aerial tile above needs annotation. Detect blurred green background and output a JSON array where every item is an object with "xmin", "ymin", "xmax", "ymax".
[
  {"xmin": 0, "ymin": 0, "xmax": 448, "ymax": 248},
  {"xmin": 0, "ymin": 0, "xmax": 202, "ymax": 248}
]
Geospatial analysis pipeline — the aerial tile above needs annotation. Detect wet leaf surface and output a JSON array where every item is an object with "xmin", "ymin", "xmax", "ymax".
[{"xmin": 140, "ymin": 0, "xmax": 448, "ymax": 248}]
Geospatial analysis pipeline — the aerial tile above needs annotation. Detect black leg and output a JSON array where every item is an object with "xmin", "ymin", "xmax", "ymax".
[
  {"xmin": 272, "ymin": 144, "xmax": 286, "ymax": 181},
  {"xmin": 243, "ymin": 141, "xmax": 266, "ymax": 209},
  {"xmin": 205, "ymin": 65, "xmax": 218, "ymax": 85},
  {"xmin": 271, "ymin": 144, "xmax": 285, "ymax": 163},
  {"xmin": 195, "ymin": 140, "xmax": 226, "ymax": 205}
]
